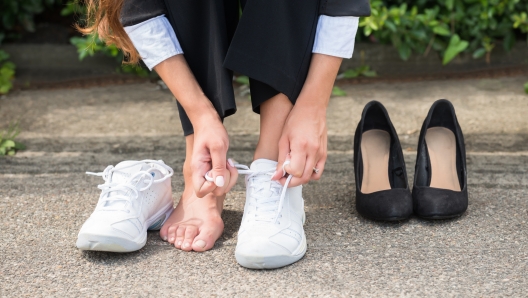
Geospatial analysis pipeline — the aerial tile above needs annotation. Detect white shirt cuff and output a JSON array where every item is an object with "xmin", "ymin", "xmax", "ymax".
[
  {"xmin": 124, "ymin": 15, "xmax": 183, "ymax": 70},
  {"xmin": 312, "ymin": 15, "xmax": 359, "ymax": 59}
]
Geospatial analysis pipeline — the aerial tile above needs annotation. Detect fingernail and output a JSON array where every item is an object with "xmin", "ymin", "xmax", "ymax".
[
  {"xmin": 177, "ymin": 241, "xmax": 182, "ymax": 246},
  {"xmin": 215, "ymin": 176, "xmax": 225, "ymax": 187},
  {"xmin": 183, "ymin": 242, "xmax": 190, "ymax": 248},
  {"xmin": 271, "ymin": 171, "xmax": 277, "ymax": 180},
  {"xmin": 228, "ymin": 159, "xmax": 235, "ymax": 167},
  {"xmin": 194, "ymin": 240, "xmax": 206, "ymax": 248}
]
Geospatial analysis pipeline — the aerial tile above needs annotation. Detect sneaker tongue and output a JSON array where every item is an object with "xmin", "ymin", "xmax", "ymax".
[
  {"xmin": 105, "ymin": 161, "xmax": 150, "ymax": 208},
  {"xmin": 110, "ymin": 161, "xmax": 146, "ymax": 184},
  {"xmin": 249, "ymin": 159, "xmax": 280, "ymax": 200},
  {"xmin": 250, "ymin": 159, "xmax": 278, "ymax": 172}
]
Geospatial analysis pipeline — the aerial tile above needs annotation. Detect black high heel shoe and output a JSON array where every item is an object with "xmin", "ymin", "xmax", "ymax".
[
  {"xmin": 353, "ymin": 101, "xmax": 412, "ymax": 221},
  {"xmin": 413, "ymin": 99, "xmax": 468, "ymax": 219}
]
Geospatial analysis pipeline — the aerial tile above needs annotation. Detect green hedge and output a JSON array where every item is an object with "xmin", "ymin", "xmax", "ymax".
[
  {"xmin": 0, "ymin": 0, "xmax": 64, "ymax": 43},
  {"xmin": 363, "ymin": 0, "xmax": 528, "ymax": 64}
]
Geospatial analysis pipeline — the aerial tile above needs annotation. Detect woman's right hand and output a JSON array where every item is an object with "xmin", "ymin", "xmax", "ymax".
[
  {"xmin": 191, "ymin": 113, "xmax": 238, "ymax": 198},
  {"xmin": 154, "ymin": 55, "xmax": 238, "ymax": 198}
]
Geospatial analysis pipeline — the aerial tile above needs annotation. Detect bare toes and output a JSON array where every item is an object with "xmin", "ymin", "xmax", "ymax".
[
  {"xmin": 182, "ymin": 226, "xmax": 199, "ymax": 251},
  {"xmin": 166, "ymin": 224, "xmax": 178, "ymax": 244},
  {"xmin": 192, "ymin": 222, "xmax": 224, "ymax": 252},
  {"xmin": 174, "ymin": 226, "xmax": 186, "ymax": 249},
  {"xmin": 160, "ymin": 220, "xmax": 172, "ymax": 241}
]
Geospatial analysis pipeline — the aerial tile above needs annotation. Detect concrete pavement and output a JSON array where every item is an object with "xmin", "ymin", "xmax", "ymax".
[{"xmin": 1, "ymin": 76, "xmax": 527, "ymax": 296}]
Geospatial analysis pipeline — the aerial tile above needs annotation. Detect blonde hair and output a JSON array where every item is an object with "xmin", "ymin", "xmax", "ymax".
[{"xmin": 77, "ymin": 0, "xmax": 140, "ymax": 64}]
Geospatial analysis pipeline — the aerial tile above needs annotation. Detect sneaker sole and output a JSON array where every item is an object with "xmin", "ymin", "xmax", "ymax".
[
  {"xmin": 76, "ymin": 202, "xmax": 174, "ymax": 252},
  {"xmin": 235, "ymin": 234, "xmax": 307, "ymax": 269}
]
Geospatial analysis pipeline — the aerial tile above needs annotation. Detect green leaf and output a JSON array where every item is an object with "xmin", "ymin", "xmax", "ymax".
[
  {"xmin": 343, "ymin": 69, "xmax": 359, "ymax": 78},
  {"xmin": 524, "ymin": 82, "xmax": 528, "ymax": 94},
  {"xmin": 331, "ymin": 86, "xmax": 347, "ymax": 97},
  {"xmin": 445, "ymin": 0, "xmax": 454, "ymax": 10},
  {"xmin": 0, "ymin": 50, "xmax": 10, "ymax": 62},
  {"xmin": 362, "ymin": 70, "xmax": 378, "ymax": 77},
  {"xmin": 503, "ymin": 34, "xmax": 515, "ymax": 51},
  {"xmin": 433, "ymin": 26, "xmax": 450, "ymax": 36},
  {"xmin": 472, "ymin": 48, "xmax": 486, "ymax": 59},
  {"xmin": 235, "ymin": 76, "xmax": 250, "ymax": 85},
  {"xmin": 443, "ymin": 34, "xmax": 469, "ymax": 65},
  {"xmin": 13, "ymin": 141, "xmax": 26, "ymax": 150},
  {"xmin": 1, "ymin": 140, "xmax": 15, "ymax": 148},
  {"xmin": 398, "ymin": 44, "xmax": 412, "ymax": 61}
]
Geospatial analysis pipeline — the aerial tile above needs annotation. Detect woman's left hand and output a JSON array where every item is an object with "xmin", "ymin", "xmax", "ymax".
[{"xmin": 271, "ymin": 103, "xmax": 328, "ymax": 187}]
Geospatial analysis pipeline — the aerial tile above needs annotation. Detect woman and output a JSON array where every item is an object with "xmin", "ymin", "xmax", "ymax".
[{"xmin": 80, "ymin": 0, "xmax": 370, "ymax": 268}]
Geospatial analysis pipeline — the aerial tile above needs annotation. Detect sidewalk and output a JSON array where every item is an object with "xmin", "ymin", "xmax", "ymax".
[{"xmin": 1, "ymin": 76, "xmax": 527, "ymax": 296}]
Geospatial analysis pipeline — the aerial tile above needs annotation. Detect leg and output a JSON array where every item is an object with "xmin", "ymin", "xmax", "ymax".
[
  {"xmin": 159, "ymin": 134, "xmax": 225, "ymax": 252},
  {"xmin": 254, "ymin": 93, "xmax": 293, "ymax": 161}
]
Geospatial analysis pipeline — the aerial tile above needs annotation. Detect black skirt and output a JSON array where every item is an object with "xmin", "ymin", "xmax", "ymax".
[{"xmin": 162, "ymin": 0, "xmax": 319, "ymax": 135}]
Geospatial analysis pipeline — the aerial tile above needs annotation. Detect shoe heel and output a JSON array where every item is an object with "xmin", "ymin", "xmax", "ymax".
[{"xmin": 147, "ymin": 204, "xmax": 174, "ymax": 230}]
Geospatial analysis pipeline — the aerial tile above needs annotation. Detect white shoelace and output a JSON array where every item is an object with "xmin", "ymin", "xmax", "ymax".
[
  {"xmin": 86, "ymin": 160, "xmax": 174, "ymax": 212},
  {"xmin": 205, "ymin": 162, "xmax": 292, "ymax": 223}
]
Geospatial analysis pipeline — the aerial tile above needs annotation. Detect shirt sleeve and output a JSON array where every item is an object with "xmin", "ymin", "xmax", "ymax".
[
  {"xmin": 124, "ymin": 15, "xmax": 183, "ymax": 70},
  {"xmin": 312, "ymin": 15, "xmax": 359, "ymax": 59}
]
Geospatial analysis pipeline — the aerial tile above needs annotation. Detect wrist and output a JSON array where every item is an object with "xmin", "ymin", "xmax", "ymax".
[
  {"xmin": 184, "ymin": 97, "xmax": 221, "ymax": 128},
  {"xmin": 295, "ymin": 95, "xmax": 328, "ymax": 113}
]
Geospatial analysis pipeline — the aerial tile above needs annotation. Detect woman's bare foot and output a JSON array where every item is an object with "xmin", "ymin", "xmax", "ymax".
[{"xmin": 160, "ymin": 190, "xmax": 224, "ymax": 252}]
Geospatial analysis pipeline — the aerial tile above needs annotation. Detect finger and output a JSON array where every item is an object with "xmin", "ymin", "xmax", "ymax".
[
  {"xmin": 191, "ymin": 155, "xmax": 213, "ymax": 197},
  {"xmin": 212, "ymin": 170, "xmax": 230, "ymax": 196},
  {"xmin": 285, "ymin": 149, "xmax": 307, "ymax": 178},
  {"xmin": 210, "ymin": 141, "xmax": 228, "ymax": 191},
  {"xmin": 196, "ymin": 181, "xmax": 217, "ymax": 198},
  {"xmin": 288, "ymin": 153, "xmax": 317, "ymax": 187},
  {"xmin": 302, "ymin": 153, "xmax": 318, "ymax": 182},
  {"xmin": 311, "ymin": 156, "xmax": 326, "ymax": 181},
  {"xmin": 272, "ymin": 138, "xmax": 291, "ymax": 181},
  {"xmin": 311, "ymin": 130, "xmax": 327, "ymax": 181},
  {"xmin": 225, "ymin": 159, "xmax": 239, "ymax": 193}
]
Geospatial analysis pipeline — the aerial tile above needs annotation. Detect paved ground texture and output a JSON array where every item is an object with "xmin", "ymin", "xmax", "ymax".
[{"xmin": 1, "ymin": 76, "xmax": 527, "ymax": 297}]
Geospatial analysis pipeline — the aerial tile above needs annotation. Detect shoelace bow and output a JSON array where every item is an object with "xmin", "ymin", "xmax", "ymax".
[
  {"xmin": 206, "ymin": 162, "xmax": 293, "ymax": 223},
  {"xmin": 86, "ymin": 160, "xmax": 174, "ymax": 212}
]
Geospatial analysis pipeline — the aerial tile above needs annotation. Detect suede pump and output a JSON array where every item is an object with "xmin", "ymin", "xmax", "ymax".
[
  {"xmin": 353, "ymin": 101, "xmax": 413, "ymax": 221},
  {"xmin": 412, "ymin": 99, "xmax": 468, "ymax": 219}
]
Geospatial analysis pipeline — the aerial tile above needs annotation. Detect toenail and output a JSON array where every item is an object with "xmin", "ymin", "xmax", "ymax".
[
  {"xmin": 162, "ymin": 236, "xmax": 167, "ymax": 241},
  {"xmin": 195, "ymin": 240, "xmax": 206, "ymax": 248},
  {"xmin": 169, "ymin": 237, "xmax": 174, "ymax": 242},
  {"xmin": 177, "ymin": 241, "xmax": 182, "ymax": 246},
  {"xmin": 183, "ymin": 242, "xmax": 190, "ymax": 248}
]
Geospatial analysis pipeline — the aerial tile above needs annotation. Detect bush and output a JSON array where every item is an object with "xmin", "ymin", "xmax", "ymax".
[
  {"xmin": 0, "ymin": 0, "xmax": 64, "ymax": 94},
  {"xmin": 360, "ymin": 0, "xmax": 528, "ymax": 64},
  {"xmin": 0, "ymin": 0, "xmax": 63, "ymax": 42},
  {"xmin": 0, "ymin": 122, "xmax": 25, "ymax": 156},
  {"xmin": 70, "ymin": 33, "xmax": 150, "ymax": 76},
  {"xmin": 0, "ymin": 50, "xmax": 15, "ymax": 94}
]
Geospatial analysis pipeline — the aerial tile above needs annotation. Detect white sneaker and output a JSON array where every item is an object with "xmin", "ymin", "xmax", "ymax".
[
  {"xmin": 76, "ymin": 160, "xmax": 174, "ymax": 252},
  {"xmin": 235, "ymin": 159, "xmax": 307, "ymax": 269}
]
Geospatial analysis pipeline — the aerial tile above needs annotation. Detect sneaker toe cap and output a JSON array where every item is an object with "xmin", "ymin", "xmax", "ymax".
[
  {"xmin": 78, "ymin": 216, "xmax": 141, "ymax": 239},
  {"xmin": 236, "ymin": 236, "xmax": 292, "ymax": 258}
]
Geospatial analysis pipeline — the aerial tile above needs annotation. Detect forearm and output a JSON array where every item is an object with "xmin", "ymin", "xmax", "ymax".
[
  {"xmin": 296, "ymin": 53, "xmax": 343, "ymax": 110},
  {"xmin": 154, "ymin": 55, "xmax": 220, "ymax": 125}
]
